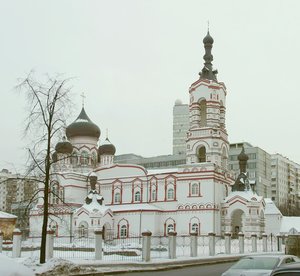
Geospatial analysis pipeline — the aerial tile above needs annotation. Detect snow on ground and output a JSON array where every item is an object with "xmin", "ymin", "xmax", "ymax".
[{"xmin": 0, "ymin": 253, "xmax": 35, "ymax": 276}]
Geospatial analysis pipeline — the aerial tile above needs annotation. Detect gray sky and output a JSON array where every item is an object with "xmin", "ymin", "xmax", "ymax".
[{"xmin": 1, "ymin": 0, "xmax": 300, "ymax": 171}]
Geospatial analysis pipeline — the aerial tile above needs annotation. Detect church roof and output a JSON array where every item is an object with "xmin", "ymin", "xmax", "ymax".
[
  {"xmin": 0, "ymin": 211, "xmax": 17, "ymax": 219},
  {"xmin": 280, "ymin": 216, "xmax": 300, "ymax": 233},
  {"xmin": 264, "ymin": 198, "xmax": 282, "ymax": 215},
  {"xmin": 66, "ymin": 108, "xmax": 100, "ymax": 139},
  {"xmin": 224, "ymin": 190, "xmax": 263, "ymax": 203},
  {"xmin": 110, "ymin": 203, "xmax": 162, "ymax": 212},
  {"xmin": 99, "ymin": 138, "xmax": 116, "ymax": 156}
]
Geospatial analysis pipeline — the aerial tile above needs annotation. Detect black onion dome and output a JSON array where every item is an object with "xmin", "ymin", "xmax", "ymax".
[
  {"xmin": 238, "ymin": 147, "xmax": 249, "ymax": 162},
  {"xmin": 98, "ymin": 138, "xmax": 116, "ymax": 155},
  {"xmin": 66, "ymin": 108, "xmax": 100, "ymax": 139},
  {"xmin": 203, "ymin": 31, "xmax": 214, "ymax": 44},
  {"xmin": 55, "ymin": 136, "xmax": 73, "ymax": 154}
]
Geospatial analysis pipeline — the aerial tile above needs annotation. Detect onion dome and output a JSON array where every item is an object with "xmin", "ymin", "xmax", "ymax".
[
  {"xmin": 66, "ymin": 108, "xmax": 100, "ymax": 139},
  {"xmin": 55, "ymin": 136, "xmax": 73, "ymax": 154},
  {"xmin": 98, "ymin": 138, "xmax": 116, "ymax": 156},
  {"xmin": 52, "ymin": 152, "xmax": 58, "ymax": 162},
  {"xmin": 238, "ymin": 147, "xmax": 249, "ymax": 162},
  {"xmin": 203, "ymin": 31, "xmax": 214, "ymax": 44}
]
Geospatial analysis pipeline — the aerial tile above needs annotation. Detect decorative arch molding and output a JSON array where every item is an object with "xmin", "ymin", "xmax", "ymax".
[
  {"xmin": 164, "ymin": 175, "xmax": 177, "ymax": 201},
  {"xmin": 131, "ymin": 178, "xmax": 143, "ymax": 203},
  {"xmin": 112, "ymin": 180, "xmax": 122, "ymax": 204}
]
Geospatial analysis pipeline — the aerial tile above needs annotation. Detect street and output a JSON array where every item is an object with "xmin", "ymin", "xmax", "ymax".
[{"xmin": 108, "ymin": 262, "xmax": 235, "ymax": 276}]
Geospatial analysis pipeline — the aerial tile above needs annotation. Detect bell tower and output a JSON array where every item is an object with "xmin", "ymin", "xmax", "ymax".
[{"xmin": 186, "ymin": 31, "xmax": 229, "ymax": 169}]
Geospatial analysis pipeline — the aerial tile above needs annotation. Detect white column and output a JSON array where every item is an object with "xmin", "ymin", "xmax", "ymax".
[
  {"xmin": 277, "ymin": 234, "xmax": 282, "ymax": 252},
  {"xmin": 262, "ymin": 233, "xmax": 267, "ymax": 252},
  {"xmin": 251, "ymin": 233, "xmax": 257, "ymax": 253},
  {"xmin": 0, "ymin": 230, "xmax": 3, "ymax": 253},
  {"xmin": 142, "ymin": 230, "xmax": 152, "ymax": 262},
  {"xmin": 225, "ymin": 232, "xmax": 231, "ymax": 254},
  {"xmin": 168, "ymin": 231, "xmax": 177, "ymax": 259},
  {"xmin": 12, "ymin": 229, "xmax": 22, "ymax": 258},
  {"xmin": 190, "ymin": 232, "xmax": 198, "ymax": 257},
  {"xmin": 94, "ymin": 229, "xmax": 103, "ymax": 260},
  {"xmin": 46, "ymin": 230, "xmax": 54, "ymax": 260},
  {"xmin": 208, "ymin": 232, "xmax": 216, "ymax": 256},
  {"xmin": 238, "ymin": 232, "xmax": 244, "ymax": 254}
]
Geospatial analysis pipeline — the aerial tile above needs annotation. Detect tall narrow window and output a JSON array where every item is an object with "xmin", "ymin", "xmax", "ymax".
[
  {"xmin": 191, "ymin": 183, "xmax": 199, "ymax": 195},
  {"xmin": 134, "ymin": 191, "xmax": 141, "ymax": 202},
  {"xmin": 199, "ymin": 100, "xmax": 207, "ymax": 127},
  {"xmin": 114, "ymin": 192, "xmax": 121, "ymax": 203},
  {"xmin": 151, "ymin": 188, "xmax": 157, "ymax": 201},
  {"xmin": 221, "ymin": 148, "xmax": 227, "ymax": 168},
  {"xmin": 120, "ymin": 225, "xmax": 127, "ymax": 238},
  {"xmin": 167, "ymin": 188, "xmax": 174, "ymax": 200},
  {"xmin": 198, "ymin": 146, "xmax": 206, "ymax": 163},
  {"xmin": 191, "ymin": 223, "xmax": 199, "ymax": 234},
  {"xmin": 167, "ymin": 224, "xmax": 174, "ymax": 233}
]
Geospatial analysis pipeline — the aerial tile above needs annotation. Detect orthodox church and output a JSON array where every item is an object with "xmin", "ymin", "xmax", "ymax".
[{"xmin": 29, "ymin": 32, "xmax": 280, "ymax": 239}]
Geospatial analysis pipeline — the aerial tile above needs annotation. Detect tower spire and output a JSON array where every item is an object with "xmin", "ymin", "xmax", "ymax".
[
  {"xmin": 80, "ymin": 92, "xmax": 86, "ymax": 107},
  {"xmin": 199, "ymin": 29, "xmax": 218, "ymax": 81}
]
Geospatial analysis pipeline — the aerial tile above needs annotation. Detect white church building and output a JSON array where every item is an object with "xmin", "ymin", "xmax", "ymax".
[{"xmin": 29, "ymin": 32, "xmax": 284, "ymax": 239}]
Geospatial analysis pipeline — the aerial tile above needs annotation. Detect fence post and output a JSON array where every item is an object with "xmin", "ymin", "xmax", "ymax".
[
  {"xmin": 190, "ymin": 231, "xmax": 198, "ymax": 257},
  {"xmin": 168, "ymin": 231, "xmax": 177, "ymax": 259},
  {"xmin": 251, "ymin": 233, "xmax": 257, "ymax": 253},
  {"xmin": 0, "ymin": 230, "xmax": 3, "ymax": 253},
  {"xmin": 12, "ymin": 229, "xmax": 22, "ymax": 258},
  {"xmin": 208, "ymin": 232, "xmax": 215, "ymax": 256},
  {"xmin": 238, "ymin": 232, "xmax": 244, "ymax": 254},
  {"xmin": 262, "ymin": 233, "xmax": 267, "ymax": 252},
  {"xmin": 94, "ymin": 229, "xmax": 103, "ymax": 260},
  {"xmin": 46, "ymin": 230, "xmax": 54, "ymax": 260},
  {"xmin": 142, "ymin": 230, "xmax": 152, "ymax": 262},
  {"xmin": 225, "ymin": 232, "xmax": 231, "ymax": 254},
  {"xmin": 277, "ymin": 234, "xmax": 282, "ymax": 252}
]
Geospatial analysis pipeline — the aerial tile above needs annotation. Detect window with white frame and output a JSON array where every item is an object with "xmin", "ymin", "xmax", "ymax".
[
  {"xmin": 120, "ymin": 225, "xmax": 127, "ymax": 238},
  {"xmin": 167, "ymin": 187, "xmax": 174, "ymax": 200},
  {"xmin": 114, "ymin": 192, "xmax": 121, "ymax": 203},
  {"xmin": 134, "ymin": 191, "xmax": 141, "ymax": 202},
  {"xmin": 191, "ymin": 183, "xmax": 199, "ymax": 195}
]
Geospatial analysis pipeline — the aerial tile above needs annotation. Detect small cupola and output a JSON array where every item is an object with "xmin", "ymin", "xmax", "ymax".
[{"xmin": 55, "ymin": 136, "xmax": 73, "ymax": 154}]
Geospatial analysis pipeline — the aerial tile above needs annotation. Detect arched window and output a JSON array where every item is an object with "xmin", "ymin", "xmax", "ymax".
[
  {"xmin": 167, "ymin": 188, "xmax": 174, "ymax": 200},
  {"xmin": 120, "ymin": 225, "xmax": 127, "ymax": 238},
  {"xmin": 191, "ymin": 183, "xmax": 199, "ymax": 195},
  {"xmin": 198, "ymin": 146, "xmax": 206, "ymax": 163},
  {"xmin": 114, "ymin": 192, "xmax": 121, "ymax": 203},
  {"xmin": 167, "ymin": 224, "xmax": 174, "ymax": 233},
  {"xmin": 91, "ymin": 152, "xmax": 97, "ymax": 167},
  {"xmin": 199, "ymin": 100, "xmax": 207, "ymax": 127},
  {"xmin": 134, "ymin": 191, "xmax": 141, "ymax": 202},
  {"xmin": 71, "ymin": 152, "xmax": 78, "ymax": 166},
  {"xmin": 191, "ymin": 223, "xmax": 199, "ymax": 234},
  {"xmin": 151, "ymin": 187, "xmax": 157, "ymax": 201}
]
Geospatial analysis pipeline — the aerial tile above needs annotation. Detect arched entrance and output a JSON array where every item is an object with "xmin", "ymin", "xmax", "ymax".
[{"xmin": 231, "ymin": 209, "xmax": 245, "ymax": 238}]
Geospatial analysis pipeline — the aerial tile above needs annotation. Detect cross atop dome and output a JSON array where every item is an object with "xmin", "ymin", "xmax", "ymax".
[{"xmin": 80, "ymin": 92, "xmax": 86, "ymax": 107}]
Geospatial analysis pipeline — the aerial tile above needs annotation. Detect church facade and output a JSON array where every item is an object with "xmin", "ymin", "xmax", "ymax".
[{"xmin": 30, "ymin": 32, "xmax": 275, "ymax": 239}]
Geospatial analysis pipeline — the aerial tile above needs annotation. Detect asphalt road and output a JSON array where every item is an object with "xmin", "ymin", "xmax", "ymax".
[{"xmin": 108, "ymin": 262, "xmax": 235, "ymax": 276}]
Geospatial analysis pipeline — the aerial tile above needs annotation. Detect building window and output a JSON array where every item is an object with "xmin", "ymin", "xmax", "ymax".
[
  {"xmin": 114, "ymin": 192, "xmax": 121, "ymax": 203},
  {"xmin": 134, "ymin": 191, "xmax": 141, "ymax": 202},
  {"xmin": 191, "ymin": 223, "xmax": 199, "ymax": 234},
  {"xmin": 167, "ymin": 224, "xmax": 174, "ymax": 233},
  {"xmin": 191, "ymin": 183, "xmax": 199, "ymax": 195},
  {"xmin": 120, "ymin": 225, "xmax": 127, "ymax": 238},
  {"xmin": 198, "ymin": 146, "xmax": 206, "ymax": 163},
  {"xmin": 151, "ymin": 188, "xmax": 157, "ymax": 201},
  {"xmin": 167, "ymin": 188, "xmax": 174, "ymax": 200},
  {"xmin": 81, "ymin": 151, "xmax": 89, "ymax": 165}
]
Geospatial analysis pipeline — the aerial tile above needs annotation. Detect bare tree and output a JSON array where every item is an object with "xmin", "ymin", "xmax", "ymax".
[{"xmin": 17, "ymin": 72, "xmax": 73, "ymax": 263}]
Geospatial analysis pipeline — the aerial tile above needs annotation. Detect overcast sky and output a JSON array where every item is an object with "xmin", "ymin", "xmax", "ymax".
[{"xmin": 1, "ymin": 0, "xmax": 300, "ymax": 171}]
